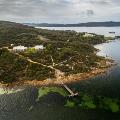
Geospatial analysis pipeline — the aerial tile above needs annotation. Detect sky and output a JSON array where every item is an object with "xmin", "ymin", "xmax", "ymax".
[{"xmin": 0, "ymin": 0, "xmax": 120, "ymax": 23}]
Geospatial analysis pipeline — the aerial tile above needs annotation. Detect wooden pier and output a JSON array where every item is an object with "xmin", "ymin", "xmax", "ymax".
[
  {"xmin": 55, "ymin": 69, "xmax": 79, "ymax": 97},
  {"xmin": 63, "ymin": 84, "xmax": 79, "ymax": 97},
  {"xmin": 60, "ymin": 80, "xmax": 78, "ymax": 97}
]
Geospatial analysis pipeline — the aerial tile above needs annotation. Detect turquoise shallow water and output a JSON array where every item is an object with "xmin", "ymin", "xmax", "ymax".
[{"xmin": 0, "ymin": 40, "xmax": 120, "ymax": 120}]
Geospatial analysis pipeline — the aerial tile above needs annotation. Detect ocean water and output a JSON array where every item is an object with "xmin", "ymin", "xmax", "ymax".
[
  {"xmin": 0, "ymin": 27, "xmax": 120, "ymax": 120},
  {"xmin": 37, "ymin": 27, "xmax": 120, "ymax": 37}
]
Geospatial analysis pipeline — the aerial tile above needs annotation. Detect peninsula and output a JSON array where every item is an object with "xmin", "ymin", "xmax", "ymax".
[{"xmin": 0, "ymin": 21, "xmax": 114, "ymax": 86}]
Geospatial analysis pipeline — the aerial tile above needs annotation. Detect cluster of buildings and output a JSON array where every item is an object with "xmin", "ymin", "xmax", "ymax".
[
  {"xmin": 83, "ymin": 33, "xmax": 95, "ymax": 37},
  {"xmin": 13, "ymin": 45, "xmax": 44, "ymax": 52}
]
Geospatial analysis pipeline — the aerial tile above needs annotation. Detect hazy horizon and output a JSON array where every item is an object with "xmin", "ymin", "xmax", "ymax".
[{"xmin": 24, "ymin": 21, "xmax": 120, "ymax": 24}]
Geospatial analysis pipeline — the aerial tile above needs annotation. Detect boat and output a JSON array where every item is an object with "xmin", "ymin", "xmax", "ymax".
[{"xmin": 109, "ymin": 32, "xmax": 115, "ymax": 34}]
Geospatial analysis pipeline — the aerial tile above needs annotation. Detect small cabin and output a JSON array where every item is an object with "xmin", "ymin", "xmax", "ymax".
[
  {"xmin": 83, "ymin": 33, "xmax": 94, "ymax": 37},
  {"xmin": 13, "ymin": 46, "xmax": 27, "ymax": 52},
  {"xmin": 34, "ymin": 45, "xmax": 44, "ymax": 50}
]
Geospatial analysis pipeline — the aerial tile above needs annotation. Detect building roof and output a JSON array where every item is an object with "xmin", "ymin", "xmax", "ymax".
[
  {"xmin": 13, "ymin": 46, "xmax": 27, "ymax": 50},
  {"xmin": 34, "ymin": 45, "xmax": 44, "ymax": 49},
  {"xmin": 83, "ymin": 33, "xmax": 94, "ymax": 37}
]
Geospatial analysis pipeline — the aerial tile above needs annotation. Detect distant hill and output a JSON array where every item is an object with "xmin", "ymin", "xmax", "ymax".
[{"xmin": 25, "ymin": 21, "xmax": 120, "ymax": 27}]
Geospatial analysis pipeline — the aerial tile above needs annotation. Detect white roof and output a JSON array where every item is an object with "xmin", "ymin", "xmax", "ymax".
[
  {"xmin": 84, "ymin": 33, "xmax": 94, "ymax": 37},
  {"xmin": 13, "ymin": 46, "xmax": 27, "ymax": 50},
  {"xmin": 34, "ymin": 45, "xmax": 44, "ymax": 49},
  {"xmin": 35, "ymin": 45, "xmax": 43, "ymax": 47}
]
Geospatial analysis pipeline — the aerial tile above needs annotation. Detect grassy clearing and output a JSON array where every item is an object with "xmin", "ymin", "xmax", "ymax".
[{"xmin": 25, "ymin": 48, "xmax": 37, "ymax": 54}]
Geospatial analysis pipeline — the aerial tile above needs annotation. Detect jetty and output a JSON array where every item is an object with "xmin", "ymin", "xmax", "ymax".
[
  {"xmin": 55, "ymin": 69, "xmax": 78, "ymax": 97},
  {"xmin": 60, "ymin": 80, "xmax": 78, "ymax": 97},
  {"xmin": 55, "ymin": 69, "xmax": 79, "ymax": 97},
  {"xmin": 62, "ymin": 83, "xmax": 79, "ymax": 97}
]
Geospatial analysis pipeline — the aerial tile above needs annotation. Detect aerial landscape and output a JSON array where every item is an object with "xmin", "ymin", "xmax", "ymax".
[{"xmin": 0, "ymin": 0, "xmax": 120, "ymax": 120}]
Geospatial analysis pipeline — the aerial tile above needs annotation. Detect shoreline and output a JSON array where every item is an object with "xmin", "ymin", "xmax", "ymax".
[
  {"xmin": 24, "ymin": 66, "xmax": 113, "ymax": 87},
  {"xmin": 0, "ymin": 60, "xmax": 116, "ymax": 89}
]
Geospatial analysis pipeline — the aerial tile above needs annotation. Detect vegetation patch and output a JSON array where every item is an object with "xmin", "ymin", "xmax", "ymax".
[
  {"xmin": 65, "ymin": 100, "xmax": 75, "ymax": 107},
  {"xmin": 99, "ymin": 97, "xmax": 119, "ymax": 112},
  {"xmin": 79, "ymin": 95, "xmax": 96, "ymax": 109},
  {"xmin": 25, "ymin": 48, "xmax": 37, "ymax": 54},
  {"xmin": 64, "ymin": 92, "xmax": 120, "ymax": 113},
  {"xmin": 37, "ymin": 87, "xmax": 68, "ymax": 99},
  {"xmin": 0, "ymin": 49, "xmax": 55, "ymax": 83}
]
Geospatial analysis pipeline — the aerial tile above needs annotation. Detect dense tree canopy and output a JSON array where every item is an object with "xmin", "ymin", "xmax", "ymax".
[{"xmin": 0, "ymin": 21, "xmax": 107, "ymax": 83}]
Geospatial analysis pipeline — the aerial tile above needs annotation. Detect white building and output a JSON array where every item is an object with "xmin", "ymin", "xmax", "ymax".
[
  {"xmin": 11, "ymin": 44, "xmax": 14, "ymax": 47},
  {"xmin": 83, "ymin": 33, "xmax": 94, "ymax": 37},
  {"xmin": 34, "ymin": 45, "xmax": 44, "ymax": 50},
  {"xmin": 13, "ymin": 45, "xmax": 27, "ymax": 52}
]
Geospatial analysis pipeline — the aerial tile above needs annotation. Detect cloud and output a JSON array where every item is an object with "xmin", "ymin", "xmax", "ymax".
[
  {"xmin": 0, "ymin": 0, "xmax": 119, "ymax": 23},
  {"xmin": 90, "ymin": 0, "xmax": 112, "ymax": 5}
]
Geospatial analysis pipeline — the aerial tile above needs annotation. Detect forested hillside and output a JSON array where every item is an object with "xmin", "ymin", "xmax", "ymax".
[
  {"xmin": 0, "ymin": 21, "xmax": 108, "ymax": 83},
  {"xmin": 0, "ymin": 48, "xmax": 55, "ymax": 83}
]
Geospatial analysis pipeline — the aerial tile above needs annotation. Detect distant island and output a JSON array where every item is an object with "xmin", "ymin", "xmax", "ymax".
[{"xmin": 25, "ymin": 21, "xmax": 120, "ymax": 27}]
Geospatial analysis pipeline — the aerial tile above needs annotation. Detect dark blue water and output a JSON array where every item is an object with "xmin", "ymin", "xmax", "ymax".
[{"xmin": 0, "ymin": 40, "xmax": 120, "ymax": 120}]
